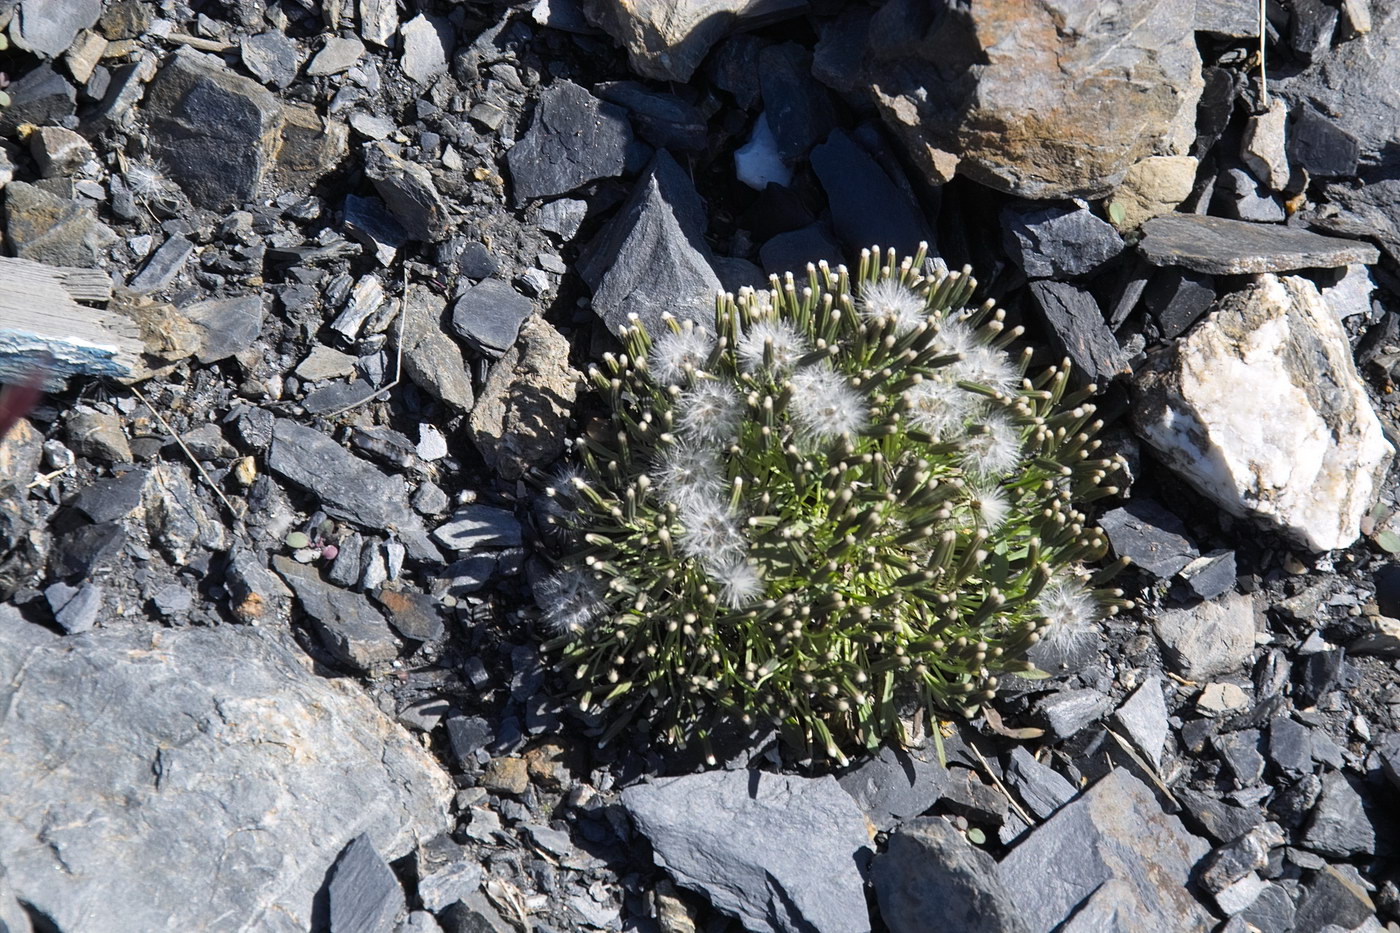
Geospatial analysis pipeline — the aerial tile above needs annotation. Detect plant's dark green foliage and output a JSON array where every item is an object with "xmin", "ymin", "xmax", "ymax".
[{"xmin": 538, "ymin": 247, "xmax": 1128, "ymax": 763}]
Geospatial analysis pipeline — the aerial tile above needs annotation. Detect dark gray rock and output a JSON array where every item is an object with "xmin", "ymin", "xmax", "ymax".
[
  {"xmin": 0, "ymin": 621, "xmax": 450, "ymax": 933},
  {"xmin": 145, "ymin": 49, "xmax": 284, "ymax": 210},
  {"xmin": 52, "ymin": 521, "xmax": 126, "ymax": 580},
  {"xmin": 1288, "ymin": 108, "xmax": 1360, "ymax": 178},
  {"xmin": 400, "ymin": 284, "xmax": 474, "ymax": 411},
  {"xmin": 11, "ymin": 0, "xmax": 101, "ymax": 56},
  {"xmin": 1005, "ymin": 747, "xmax": 1075, "ymax": 820},
  {"xmin": 1002, "ymin": 204, "xmax": 1125, "ymax": 278},
  {"xmin": 999, "ymin": 770, "xmax": 1212, "ymax": 933},
  {"xmin": 1138, "ymin": 214, "xmax": 1379, "ymax": 274},
  {"xmin": 273, "ymin": 556, "xmax": 401, "ymax": 670},
  {"xmin": 578, "ymin": 150, "xmax": 721, "ymax": 337},
  {"xmin": 1213, "ymin": 729, "xmax": 1266, "ymax": 786},
  {"xmin": 242, "ymin": 32, "xmax": 303, "ymax": 89},
  {"xmin": 759, "ymin": 43, "xmax": 837, "ymax": 161},
  {"xmin": 1238, "ymin": 882, "xmax": 1296, "ymax": 933},
  {"xmin": 267, "ymin": 421, "xmax": 436, "ymax": 560},
  {"xmin": 621, "ymin": 769, "xmax": 872, "ymax": 933},
  {"xmin": 1293, "ymin": 865, "xmax": 1375, "ymax": 933},
  {"xmin": 44, "ymin": 580, "xmax": 102, "ymax": 634},
  {"xmin": 373, "ymin": 586, "xmax": 446, "ymax": 645},
  {"xmin": 760, "ymin": 223, "xmax": 842, "ymax": 276},
  {"xmin": 1177, "ymin": 788, "xmax": 1265, "ymax": 844},
  {"xmin": 1097, "ymin": 500, "xmax": 1198, "ymax": 578},
  {"xmin": 1201, "ymin": 823, "xmax": 1285, "ymax": 894},
  {"xmin": 451, "ymin": 279, "xmax": 535, "ymax": 358},
  {"xmin": 1154, "ymin": 592, "xmax": 1257, "ymax": 680},
  {"xmin": 432, "ymin": 506, "xmax": 523, "ymax": 554},
  {"xmin": 873, "ymin": 817, "xmax": 1028, "ymax": 933},
  {"xmin": 414, "ymin": 835, "xmax": 483, "ymax": 913},
  {"xmin": 444, "ymin": 715, "xmax": 493, "ymax": 770},
  {"xmin": 1301, "ymin": 771, "xmax": 1376, "ymax": 857},
  {"xmin": 128, "ymin": 233, "xmax": 195, "ymax": 294},
  {"xmin": 596, "ymin": 81, "xmax": 708, "ymax": 152},
  {"xmin": 440, "ymin": 239, "xmax": 500, "ymax": 281},
  {"xmin": 70, "ymin": 469, "xmax": 147, "ymax": 523},
  {"xmin": 326, "ymin": 833, "xmax": 405, "ymax": 933},
  {"xmin": 183, "ymin": 295, "xmax": 265, "ymax": 363},
  {"xmin": 837, "ymin": 743, "xmax": 947, "ymax": 831},
  {"xmin": 1027, "ymin": 280, "xmax": 1126, "ymax": 385},
  {"xmin": 810, "ymin": 128, "xmax": 934, "ymax": 256},
  {"xmin": 438, "ymin": 891, "xmax": 513, "ymax": 933},
  {"xmin": 143, "ymin": 463, "xmax": 228, "ymax": 564},
  {"xmin": 536, "ymin": 198, "xmax": 589, "ymax": 240},
  {"xmin": 224, "ymin": 548, "xmax": 292, "ymax": 622},
  {"xmin": 1276, "ymin": 7, "xmax": 1400, "ymax": 162},
  {"xmin": 1216, "ymin": 166, "xmax": 1287, "ymax": 222},
  {"xmin": 941, "ymin": 767, "xmax": 1009, "ymax": 825},
  {"xmin": 1268, "ymin": 716, "xmax": 1314, "ymax": 776},
  {"xmin": 507, "ymin": 81, "xmax": 633, "ymax": 206},
  {"xmin": 1034, "ymin": 687, "xmax": 1112, "ymax": 741},
  {"xmin": 344, "ymin": 193, "xmax": 409, "ymax": 265},
  {"xmin": 0, "ymin": 64, "xmax": 77, "ymax": 134},
  {"xmin": 4, "ymin": 181, "xmax": 118, "ymax": 267},
  {"xmin": 1296, "ymin": 648, "xmax": 1348, "ymax": 708},
  {"xmin": 1112, "ymin": 676, "xmax": 1169, "ymax": 769},
  {"xmin": 364, "ymin": 142, "xmax": 449, "ymax": 243},
  {"xmin": 1178, "ymin": 549, "xmax": 1236, "ymax": 601}
]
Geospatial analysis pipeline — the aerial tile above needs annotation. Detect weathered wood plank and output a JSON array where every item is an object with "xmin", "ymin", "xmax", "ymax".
[{"xmin": 0, "ymin": 257, "xmax": 144, "ymax": 390}]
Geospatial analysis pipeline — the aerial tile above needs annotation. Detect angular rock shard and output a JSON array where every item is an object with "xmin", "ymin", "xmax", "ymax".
[
  {"xmin": 1133, "ymin": 274, "xmax": 1393, "ymax": 551},
  {"xmin": 622, "ymin": 769, "xmax": 873, "ymax": 933}
]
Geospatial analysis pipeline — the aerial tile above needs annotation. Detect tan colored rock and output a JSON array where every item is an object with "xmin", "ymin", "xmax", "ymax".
[
  {"xmin": 581, "ymin": 0, "xmax": 805, "ymax": 82},
  {"xmin": 468, "ymin": 316, "xmax": 579, "ymax": 480},
  {"xmin": 1105, "ymin": 156, "xmax": 1198, "ymax": 231},
  {"xmin": 867, "ymin": 0, "xmax": 1203, "ymax": 199},
  {"xmin": 1134, "ymin": 275, "xmax": 1394, "ymax": 551}
]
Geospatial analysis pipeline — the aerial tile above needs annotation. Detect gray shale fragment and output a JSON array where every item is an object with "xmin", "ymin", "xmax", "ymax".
[
  {"xmin": 0, "ymin": 621, "xmax": 451, "ymax": 932},
  {"xmin": 267, "ymin": 420, "xmax": 439, "ymax": 560},
  {"xmin": 1137, "ymin": 214, "xmax": 1379, "ymax": 275},
  {"xmin": 999, "ymin": 769, "xmax": 1212, "ymax": 933},
  {"xmin": 622, "ymin": 769, "xmax": 873, "ymax": 933},
  {"xmin": 874, "ymin": 817, "xmax": 1029, "ymax": 933}
]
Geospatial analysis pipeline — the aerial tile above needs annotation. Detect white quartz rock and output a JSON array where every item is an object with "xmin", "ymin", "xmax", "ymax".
[{"xmin": 1133, "ymin": 273, "xmax": 1393, "ymax": 551}]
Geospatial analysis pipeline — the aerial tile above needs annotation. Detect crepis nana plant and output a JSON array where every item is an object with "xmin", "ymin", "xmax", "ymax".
[{"xmin": 536, "ymin": 246, "xmax": 1130, "ymax": 764}]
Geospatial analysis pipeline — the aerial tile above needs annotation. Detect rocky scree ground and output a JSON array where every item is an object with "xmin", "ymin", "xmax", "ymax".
[{"xmin": 2, "ymin": 1, "xmax": 1400, "ymax": 932}]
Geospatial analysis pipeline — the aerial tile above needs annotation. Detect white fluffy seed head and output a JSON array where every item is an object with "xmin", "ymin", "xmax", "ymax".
[
  {"xmin": 965, "ymin": 479, "xmax": 1011, "ymax": 530},
  {"xmin": 655, "ymin": 442, "xmax": 725, "ymax": 510},
  {"xmin": 858, "ymin": 279, "xmax": 927, "ymax": 335},
  {"xmin": 126, "ymin": 161, "xmax": 171, "ymax": 201},
  {"xmin": 904, "ymin": 377, "xmax": 973, "ymax": 439},
  {"xmin": 676, "ymin": 379, "xmax": 743, "ymax": 444},
  {"xmin": 535, "ymin": 569, "xmax": 604, "ymax": 638},
  {"xmin": 738, "ymin": 318, "xmax": 808, "ymax": 374},
  {"xmin": 950, "ymin": 344, "xmax": 1019, "ymax": 394},
  {"xmin": 1037, "ymin": 574, "xmax": 1098, "ymax": 631},
  {"xmin": 931, "ymin": 316, "xmax": 977, "ymax": 359},
  {"xmin": 788, "ymin": 366, "xmax": 866, "ymax": 442},
  {"xmin": 960, "ymin": 412, "xmax": 1023, "ymax": 477},
  {"xmin": 677, "ymin": 496, "xmax": 748, "ymax": 566},
  {"xmin": 713, "ymin": 558, "xmax": 764, "ymax": 608},
  {"xmin": 649, "ymin": 325, "xmax": 715, "ymax": 386}
]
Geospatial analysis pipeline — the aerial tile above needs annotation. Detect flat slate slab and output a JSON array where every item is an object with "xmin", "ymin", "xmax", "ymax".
[
  {"xmin": 1138, "ymin": 214, "xmax": 1378, "ymax": 274},
  {"xmin": 622, "ymin": 769, "xmax": 873, "ymax": 933},
  {"xmin": 0, "ymin": 615, "xmax": 450, "ymax": 933},
  {"xmin": 1000, "ymin": 769, "xmax": 1212, "ymax": 933}
]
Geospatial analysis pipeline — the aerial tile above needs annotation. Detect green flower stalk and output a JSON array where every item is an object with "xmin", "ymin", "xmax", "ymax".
[{"xmin": 537, "ymin": 246, "xmax": 1130, "ymax": 763}]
